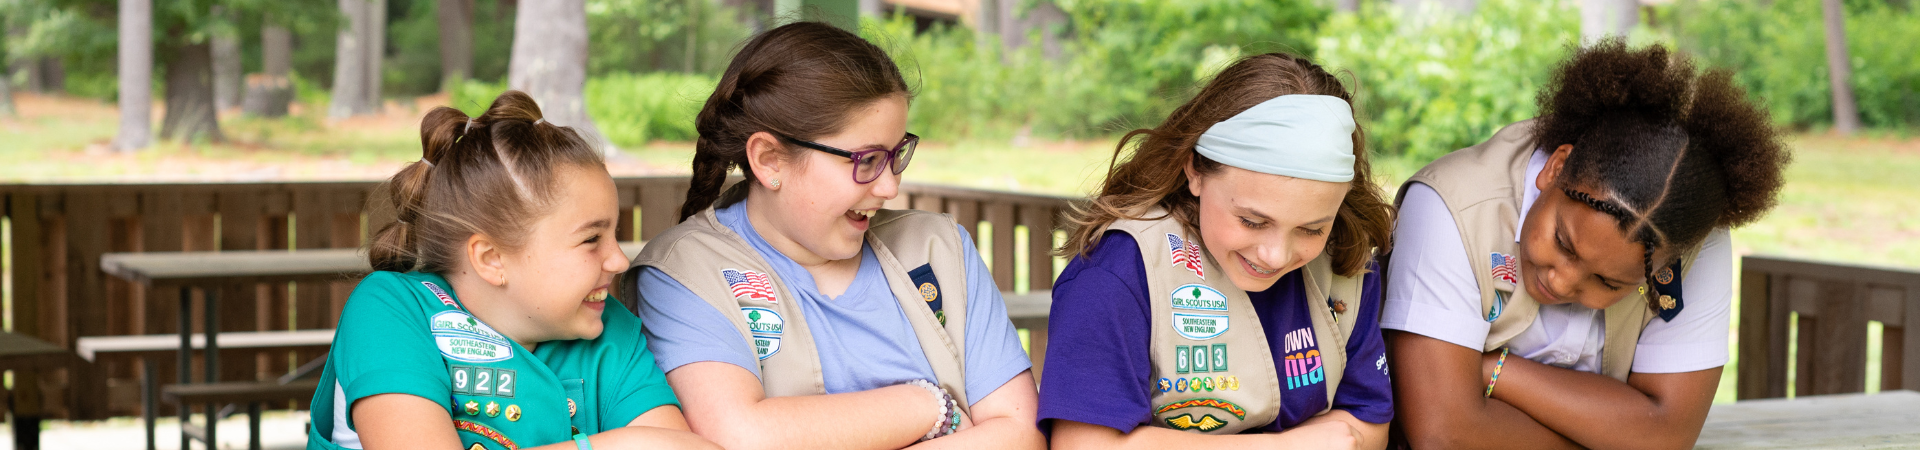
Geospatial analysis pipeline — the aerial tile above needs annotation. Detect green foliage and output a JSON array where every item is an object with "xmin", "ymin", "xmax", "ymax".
[
  {"xmin": 1667, "ymin": 0, "xmax": 1920, "ymax": 131},
  {"xmin": 373, "ymin": 0, "xmax": 516, "ymax": 96},
  {"xmin": 450, "ymin": 72, "xmax": 713, "ymax": 147},
  {"xmin": 1315, "ymin": 0, "xmax": 1578, "ymax": 160},
  {"xmin": 586, "ymin": 0, "xmax": 754, "ymax": 75},
  {"xmin": 584, "ymin": 72, "xmax": 714, "ymax": 146},
  {"xmin": 1054, "ymin": 0, "xmax": 1329, "ymax": 132},
  {"xmin": 865, "ymin": 0, "xmax": 1329, "ymax": 140}
]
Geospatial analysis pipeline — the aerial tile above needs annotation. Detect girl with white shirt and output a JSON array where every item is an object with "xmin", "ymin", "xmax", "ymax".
[{"xmin": 1382, "ymin": 39, "xmax": 1789, "ymax": 449}]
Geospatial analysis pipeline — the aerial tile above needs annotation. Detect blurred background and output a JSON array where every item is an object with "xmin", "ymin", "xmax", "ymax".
[{"xmin": 0, "ymin": 1, "xmax": 1916, "ymax": 445}]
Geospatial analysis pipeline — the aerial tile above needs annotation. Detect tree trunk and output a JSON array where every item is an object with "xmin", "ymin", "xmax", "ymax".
[
  {"xmin": 212, "ymin": 20, "xmax": 243, "ymax": 111},
  {"xmin": 158, "ymin": 42, "xmax": 225, "ymax": 143},
  {"xmin": 330, "ymin": 0, "xmax": 376, "ymax": 118},
  {"xmin": 1580, "ymin": 0, "xmax": 1637, "ymax": 43},
  {"xmin": 509, "ymin": 0, "xmax": 602, "ymax": 143},
  {"xmin": 116, "ymin": 0, "xmax": 154, "ymax": 151},
  {"xmin": 245, "ymin": 23, "xmax": 294, "ymax": 117},
  {"xmin": 1821, "ymin": 0, "xmax": 1861, "ymax": 135},
  {"xmin": 437, "ymin": 0, "xmax": 474, "ymax": 89},
  {"xmin": 366, "ymin": 0, "xmax": 386, "ymax": 110}
]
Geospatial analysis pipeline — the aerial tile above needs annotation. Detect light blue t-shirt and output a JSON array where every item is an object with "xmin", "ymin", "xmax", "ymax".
[{"xmin": 634, "ymin": 201, "xmax": 1031, "ymax": 405}]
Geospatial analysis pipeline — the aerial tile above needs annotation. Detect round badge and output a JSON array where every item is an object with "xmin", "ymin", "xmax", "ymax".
[
  {"xmin": 1157, "ymin": 378, "xmax": 1172, "ymax": 393},
  {"xmin": 1226, "ymin": 376, "xmax": 1240, "ymax": 391},
  {"xmin": 919, "ymin": 283, "xmax": 939, "ymax": 302},
  {"xmin": 504, "ymin": 404, "xmax": 522, "ymax": 422},
  {"xmin": 484, "ymin": 401, "xmax": 501, "ymax": 418},
  {"xmin": 463, "ymin": 400, "xmax": 480, "ymax": 416},
  {"xmin": 568, "ymin": 398, "xmax": 578, "ymax": 417},
  {"xmin": 1201, "ymin": 377, "xmax": 1215, "ymax": 391},
  {"xmin": 1174, "ymin": 378, "xmax": 1188, "ymax": 393},
  {"xmin": 1655, "ymin": 267, "xmax": 1674, "ymax": 284}
]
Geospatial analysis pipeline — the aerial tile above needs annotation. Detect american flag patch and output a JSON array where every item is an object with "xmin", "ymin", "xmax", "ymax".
[
  {"xmin": 421, "ymin": 281, "xmax": 457, "ymax": 307},
  {"xmin": 1490, "ymin": 252, "xmax": 1519, "ymax": 285},
  {"xmin": 1167, "ymin": 234, "xmax": 1205, "ymax": 279},
  {"xmin": 722, "ymin": 269, "xmax": 778, "ymax": 303}
]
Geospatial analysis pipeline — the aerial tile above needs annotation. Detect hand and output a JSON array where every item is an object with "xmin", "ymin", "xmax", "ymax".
[{"xmin": 1279, "ymin": 419, "xmax": 1359, "ymax": 450}]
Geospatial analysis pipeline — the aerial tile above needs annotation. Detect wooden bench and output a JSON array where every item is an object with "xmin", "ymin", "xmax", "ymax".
[
  {"xmin": 0, "ymin": 332, "xmax": 84, "ymax": 450},
  {"xmin": 162, "ymin": 376, "xmax": 323, "ymax": 450},
  {"xmin": 77, "ymin": 330, "xmax": 333, "ymax": 450}
]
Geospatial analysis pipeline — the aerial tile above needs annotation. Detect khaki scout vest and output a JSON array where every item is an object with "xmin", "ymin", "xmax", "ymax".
[
  {"xmin": 1395, "ymin": 119, "xmax": 1699, "ymax": 381},
  {"xmin": 1106, "ymin": 212, "xmax": 1364, "ymax": 434},
  {"xmin": 627, "ymin": 206, "xmax": 975, "ymax": 415}
]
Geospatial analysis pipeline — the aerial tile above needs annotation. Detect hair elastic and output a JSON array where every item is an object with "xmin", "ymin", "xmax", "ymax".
[
  {"xmin": 463, "ymin": 118, "xmax": 475, "ymax": 135},
  {"xmin": 534, "ymin": 118, "xmax": 547, "ymax": 126}
]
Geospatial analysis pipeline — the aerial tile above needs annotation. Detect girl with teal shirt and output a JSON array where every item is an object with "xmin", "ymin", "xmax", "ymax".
[{"xmin": 306, "ymin": 91, "xmax": 715, "ymax": 450}]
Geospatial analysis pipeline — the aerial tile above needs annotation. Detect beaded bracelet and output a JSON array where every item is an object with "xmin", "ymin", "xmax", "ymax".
[
  {"xmin": 1484, "ymin": 347, "xmax": 1511, "ymax": 398},
  {"xmin": 905, "ymin": 379, "xmax": 960, "ymax": 442}
]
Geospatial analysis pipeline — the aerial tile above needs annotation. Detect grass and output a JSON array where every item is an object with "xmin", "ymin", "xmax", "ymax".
[{"xmin": 4, "ymin": 93, "xmax": 1918, "ymax": 406}]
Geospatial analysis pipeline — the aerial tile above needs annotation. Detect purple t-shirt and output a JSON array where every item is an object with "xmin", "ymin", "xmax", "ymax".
[{"xmin": 1037, "ymin": 231, "xmax": 1393, "ymax": 434}]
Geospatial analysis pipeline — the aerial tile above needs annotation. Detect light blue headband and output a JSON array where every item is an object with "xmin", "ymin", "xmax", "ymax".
[{"xmin": 1193, "ymin": 94, "xmax": 1356, "ymax": 183}]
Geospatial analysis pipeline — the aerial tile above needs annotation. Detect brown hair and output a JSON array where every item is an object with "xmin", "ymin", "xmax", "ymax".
[
  {"xmin": 677, "ymin": 21, "xmax": 911, "ymax": 221},
  {"xmin": 1059, "ymin": 53, "xmax": 1394, "ymax": 277},
  {"xmin": 1531, "ymin": 38, "xmax": 1788, "ymax": 296},
  {"xmin": 368, "ymin": 90, "xmax": 607, "ymax": 274}
]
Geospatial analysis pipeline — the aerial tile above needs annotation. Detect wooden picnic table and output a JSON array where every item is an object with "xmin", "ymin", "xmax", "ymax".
[
  {"xmin": 1697, "ymin": 390, "xmax": 1920, "ymax": 448},
  {"xmin": 95, "ymin": 242, "xmax": 646, "ymax": 450}
]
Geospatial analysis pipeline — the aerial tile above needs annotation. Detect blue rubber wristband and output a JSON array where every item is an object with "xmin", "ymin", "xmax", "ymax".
[{"xmin": 573, "ymin": 433, "xmax": 592, "ymax": 450}]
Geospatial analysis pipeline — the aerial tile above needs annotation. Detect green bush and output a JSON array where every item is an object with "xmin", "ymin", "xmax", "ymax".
[
  {"xmin": 450, "ymin": 72, "xmax": 713, "ymax": 147},
  {"xmin": 866, "ymin": 0, "xmax": 1329, "ymax": 140},
  {"xmin": 1315, "ymin": 0, "xmax": 1578, "ymax": 161},
  {"xmin": 1667, "ymin": 0, "xmax": 1920, "ymax": 131}
]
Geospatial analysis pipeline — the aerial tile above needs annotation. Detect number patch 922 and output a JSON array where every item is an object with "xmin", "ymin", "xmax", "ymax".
[{"xmin": 450, "ymin": 365, "xmax": 516, "ymax": 398}]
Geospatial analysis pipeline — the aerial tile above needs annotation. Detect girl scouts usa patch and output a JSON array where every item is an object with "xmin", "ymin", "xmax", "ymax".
[
  {"xmin": 430, "ymin": 311, "xmax": 514, "ymax": 363},
  {"xmin": 741, "ymin": 307, "xmax": 784, "ymax": 360}
]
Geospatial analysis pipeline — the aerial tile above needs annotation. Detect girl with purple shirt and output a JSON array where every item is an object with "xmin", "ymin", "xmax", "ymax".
[{"xmin": 1039, "ymin": 53, "xmax": 1396, "ymax": 449}]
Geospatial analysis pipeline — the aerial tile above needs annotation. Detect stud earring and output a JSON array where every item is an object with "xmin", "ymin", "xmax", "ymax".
[{"xmin": 771, "ymin": 179, "xmax": 782, "ymax": 189}]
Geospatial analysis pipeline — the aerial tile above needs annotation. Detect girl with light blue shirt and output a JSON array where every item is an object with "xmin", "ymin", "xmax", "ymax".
[{"xmin": 621, "ymin": 22, "xmax": 1043, "ymax": 450}]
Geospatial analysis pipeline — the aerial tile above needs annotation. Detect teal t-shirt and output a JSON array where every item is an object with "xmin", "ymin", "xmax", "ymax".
[{"xmin": 307, "ymin": 271, "xmax": 678, "ymax": 450}]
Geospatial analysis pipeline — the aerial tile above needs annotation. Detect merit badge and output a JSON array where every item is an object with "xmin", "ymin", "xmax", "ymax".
[
  {"xmin": 568, "ymin": 398, "xmax": 577, "ymax": 417},
  {"xmin": 1175, "ymin": 378, "xmax": 1189, "ymax": 392},
  {"xmin": 430, "ymin": 311, "xmax": 514, "ymax": 363},
  {"xmin": 1172, "ymin": 312, "xmax": 1230, "ymax": 340},
  {"xmin": 1225, "ymin": 376, "xmax": 1240, "ymax": 391},
  {"xmin": 454, "ymin": 420, "xmax": 517, "ymax": 450},
  {"xmin": 908, "ymin": 263, "xmax": 945, "ymax": 325},
  {"xmin": 1487, "ymin": 291, "xmax": 1507, "ymax": 322},
  {"xmin": 722, "ymin": 268, "xmax": 779, "ymax": 303},
  {"xmin": 1491, "ymin": 252, "xmax": 1520, "ymax": 285},
  {"xmin": 464, "ymin": 400, "xmax": 481, "ymax": 416},
  {"xmin": 504, "ymin": 404, "xmax": 521, "ymax": 422},
  {"xmin": 1154, "ymin": 398, "xmax": 1248, "ymax": 420},
  {"xmin": 422, "ymin": 281, "xmax": 458, "ymax": 307},
  {"xmin": 741, "ymin": 307, "xmax": 785, "ymax": 360},
  {"xmin": 1167, "ymin": 234, "xmax": 1206, "ymax": 279},
  {"xmin": 1170, "ymin": 284, "xmax": 1228, "ymax": 312},
  {"xmin": 1164, "ymin": 414, "xmax": 1227, "ymax": 431},
  {"xmin": 1158, "ymin": 378, "xmax": 1172, "ymax": 393},
  {"xmin": 1655, "ymin": 267, "xmax": 1674, "ymax": 284},
  {"xmin": 484, "ymin": 401, "xmax": 501, "ymax": 418},
  {"xmin": 1200, "ymin": 377, "xmax": 1215, "ymax": 392}
]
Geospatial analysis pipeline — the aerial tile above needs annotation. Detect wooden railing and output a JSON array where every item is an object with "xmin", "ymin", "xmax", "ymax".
[
  {"xmin": 0, "ymin": 178, "xmax": 1072, "ymax": 419},
  {"xmin": 1737, "ymin": 255, "xmax": 1920, "ymax": 399}
]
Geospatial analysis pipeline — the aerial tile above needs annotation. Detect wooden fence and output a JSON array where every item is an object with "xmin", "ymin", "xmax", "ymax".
[
  {"xmin": 0, "ymin": 178, "xmax": 1072, "ymax": 420},
  {"xmin": 1737, "ymin": 255, "xmax": 1920, "ymax": 399}
]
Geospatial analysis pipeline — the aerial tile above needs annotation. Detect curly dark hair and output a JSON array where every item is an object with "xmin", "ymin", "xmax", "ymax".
[{"xmin": 1532, "ymin": 38, "xmax": 1789, "ymax": 290}]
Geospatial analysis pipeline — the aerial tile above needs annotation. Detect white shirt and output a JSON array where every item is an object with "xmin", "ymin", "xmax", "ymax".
[{"xmin": 1381, "ymin": 150, "xmax": 1732, "ymax": 374}]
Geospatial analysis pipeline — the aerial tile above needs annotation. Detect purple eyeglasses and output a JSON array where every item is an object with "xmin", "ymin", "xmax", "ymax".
[{"xmin": 776, "ymin": 132, "xmax": 920, "ymax": 184}]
